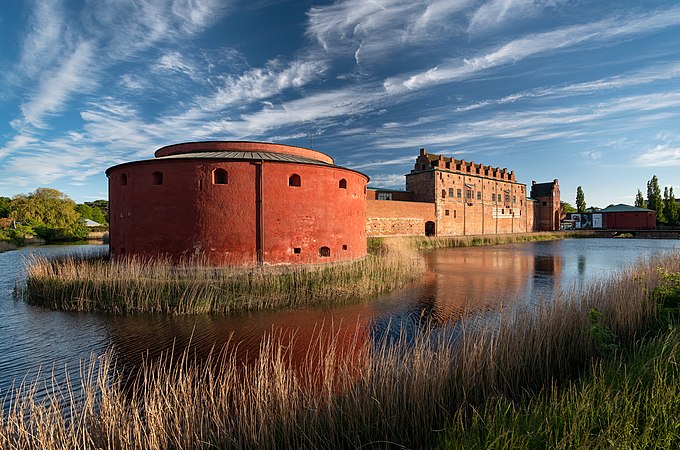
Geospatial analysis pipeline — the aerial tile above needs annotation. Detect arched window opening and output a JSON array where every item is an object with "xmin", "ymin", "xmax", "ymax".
[
  {"xmin": 289, "ymin": 174, "xmax": 301, "ymax": 187},
  {"xmin": 319, "ymin": 246, "xmax": 331, "ymax": 258},
  {"xmin": 339, "ymin": 179, "xmax": 347, "ymax": 189},
  {"xmin": 121, "ymin": 173, "xmax": 128, "ymax": 186},
  {"xmin": 213, "ymin": 168, "xmax": 228, "ymax": 185},
  {"xmin": 152, "ymin": 171, "xmax": 163, "ymax": 185}
]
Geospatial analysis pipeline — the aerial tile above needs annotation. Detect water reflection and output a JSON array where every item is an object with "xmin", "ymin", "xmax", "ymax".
[{"xmin": 1, "ymin": 239, "xmax": 679, "ymax": 400}]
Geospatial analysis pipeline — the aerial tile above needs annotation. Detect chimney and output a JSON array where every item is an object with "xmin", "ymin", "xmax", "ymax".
[{"xmin": 420, "ymin": 148, "xmax": 427, "ymax": 156}]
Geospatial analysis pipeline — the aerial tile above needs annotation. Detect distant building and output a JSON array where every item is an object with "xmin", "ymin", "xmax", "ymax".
[
  {"xmin": 366, "ymin": 148, "xmax": 561, "ymax": 237},
  {"xmin": 600, "ymin": 204, "xmax": 656, "ymax": 230}
]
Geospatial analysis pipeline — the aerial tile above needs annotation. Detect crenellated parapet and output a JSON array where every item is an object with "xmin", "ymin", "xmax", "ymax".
[{"xmin": 412, "ymin": 148, "xmax": 517, "ymax": 182}]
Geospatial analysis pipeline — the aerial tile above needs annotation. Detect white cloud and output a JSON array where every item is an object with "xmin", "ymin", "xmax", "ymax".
[
  {"xmin": 636, "ymin": 145, "xmax": 680, "ymax": 167},
  {"xmin": 306, "ymin": 0, "xmax": 473, "ymax": 64},
  {"xmin": 385, "ymin": 6, "xmax": 680, "ymax": 94},
  {"xmin": 18, "ymin": 0, "xmax": 64, "ymax": 78},
  {"xmin": 366, "ymin": 173, "xmax": 408, "ymax": 189},
  {"xmin": 0, "ymin": 134, "xmax": 39, "ymax": 159},
  {"xmin": 468, "ymin": 0, "xmax": 562, "ymax": 34},
  {"xmin": 19, "ymin": 40, "xmax": 95, "ymax": 128}
]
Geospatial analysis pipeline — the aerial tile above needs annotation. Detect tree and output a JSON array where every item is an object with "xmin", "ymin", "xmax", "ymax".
[
  {"xmin": 77, "ymin": 203, "xmax": 107, "ymax": 225},
  {"xmin": 576, "ymin": 186, "xmax": 586, "ymax": 213},
  {"xmin": 663, "ymin": 186, "xmax": 679, "ymax": 225},
  {"xmin": 0, "ymin": 196, "xmax": 10, "ymax": 218},
  {"xmin": 646, "ymin": 175, "xmax": 665, "ymax": 224},
  {"xmin": 9, "ymin": 188, "xmax": 88, "ymax": 241},
  {"xmin": 561, "ymin": 202, "xmax": 576, "ymax": 213},
  {"xmin": 634, "ymin": 189, "xmax": 645, "ymax": 208}
]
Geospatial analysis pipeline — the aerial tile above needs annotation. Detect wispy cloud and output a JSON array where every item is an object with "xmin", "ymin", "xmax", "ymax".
[
  {"xmin": 385, "ymin": 6, "xmax": 680, "ymax": 94},
  {"xmin": 366, "ymin": 173, "xmax": 407, "ymax": 189},
  {"xmin": 17, "ymin": 0, "xmax": 65, "ymax": 78},
  {"xmin": 306, "ymin": 0, "xmax": 473, "ymax": 64},
  {"xmin": 636, "ymin": 144, "xmax": 680, "ymax": 167},
  {"xmin": 19, "ymin": 40, "xmax": 96, "ymax": 129},
  {"xmin": 468, "ymin": 0, "xmax": 563, "ymax": 34}
]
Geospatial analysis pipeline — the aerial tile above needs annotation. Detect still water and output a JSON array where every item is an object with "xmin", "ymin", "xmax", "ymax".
[{"xmin": 1, "ymin": 238, "xmax": 678, "ymax": 395}]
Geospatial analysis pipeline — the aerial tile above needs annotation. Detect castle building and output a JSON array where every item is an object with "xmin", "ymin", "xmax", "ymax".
[
  {"xmin": 106, "ymin": 141, "xmax": 369, "ymax": 266},
  {"xmin": 366, "ymin": 148, "xmax": 561, "ymax": 237}
]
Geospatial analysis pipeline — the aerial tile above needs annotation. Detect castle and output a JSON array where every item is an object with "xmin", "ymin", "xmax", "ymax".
[
  {"xmin": 107, "ymin": 142, "xmax": 560, "ymax": 266},
  {"xmin": 366, "ymin": 148, "xmax": 561, "ymax": 238}
]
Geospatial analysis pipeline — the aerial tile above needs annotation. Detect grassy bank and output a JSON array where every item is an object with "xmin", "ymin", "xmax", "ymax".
[
  {"xmin": 3, "ymin": 252, "xmax": 679, "ymax": 449},
  {"xmin": 439, "ymin": 326, "xmax": 680, "ymax": 449},
  {"xmin": 23, "ymin": 238, "xmax": 424, "ymax": 314},
  {"xmin": 369, "ymin": 231, "xmax": 596, "ymax": 253}
]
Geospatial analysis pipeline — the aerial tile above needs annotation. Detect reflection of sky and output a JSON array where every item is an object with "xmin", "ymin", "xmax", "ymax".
[{"xmin": 1, "ymin": 239, "xmax": 679, "ymax": 400}]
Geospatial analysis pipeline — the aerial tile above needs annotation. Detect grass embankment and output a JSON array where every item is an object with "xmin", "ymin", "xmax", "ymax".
[
  {"xmin": 23, "ymin": 239, "xmax": 424, "ymax": 314},
  {"xmin": 369, "ymin": 231, "xmax": 596, "ymax": 253},
  {"xmin": 3, "ymin": 253, "xmax": 679, "ymax": 449}
]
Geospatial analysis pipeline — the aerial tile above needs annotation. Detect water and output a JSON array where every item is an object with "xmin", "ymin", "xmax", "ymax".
[{"xmin": 1, "ymin": 238, "xmax": 678, "ymax": 397}]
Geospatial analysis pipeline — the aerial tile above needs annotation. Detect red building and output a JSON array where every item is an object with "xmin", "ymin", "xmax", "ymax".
[
  {"xmin": 106, "ymin": 141, "xmax": 369, "ymax": 266},
  {"xmin": 601, "ymin": 204, "xmax": 656, "ymax": 230}
]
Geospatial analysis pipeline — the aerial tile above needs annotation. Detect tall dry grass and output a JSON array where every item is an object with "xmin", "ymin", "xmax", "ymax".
[
  {"xmin": 3, "ymin": 252, "xmax": 679, "ymax": 449},
  {"xmin": 22, "ymin": 238, "xmax": 424, "ymax": 314},
  {"xmin": 403, "ymin": 231, "xmax": 595, "ymax": 252}
]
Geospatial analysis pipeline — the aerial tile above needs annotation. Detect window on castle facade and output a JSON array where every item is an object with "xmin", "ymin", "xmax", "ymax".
[
  {"xmin": 457, "ymin": 189, "xmax": 461, "ymax": 198},
  {"xmin": 449, "ymin": 188, "xmax": 454, "ymax": 197},
  {"xmin": 442, "ymin": 189, "xmax": 446, "ymax": 199},
  {"xmin": 512, "ymin": 195, "xmax": 516, "ymax": 203},
  {"xmin": 213, "ymin": 169, "xmax": 228, "ymax": 185},
  {"xmin": 445, "ymin": 209, "xmax": 450, "ymax": 216},
  {"xmin": 289, "ymin": 174, "xmax": 301, "ymax": 186},
  {"xmin": 377, "ymin": 192, "xmax": 392, "ymax": 200},
  {"xmin": 492, "ymin": 193, "xmax": 496, "ymax": 202},
  {"xmin": 477, "ymin": 191, "xmax": 481, "ymax": 200},
  {"xmin": 505, "ymin": 194, "xmax": 510, "ymax": 203}
]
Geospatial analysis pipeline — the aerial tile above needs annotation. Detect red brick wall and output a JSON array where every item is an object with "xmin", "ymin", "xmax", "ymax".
[
  {"xmin": 108, "ymin": 158, "xmax": 367, "ymax": 266},
  {"xmin": 366, "ymin": 200, "xmax": 435, "ymax": 236}
]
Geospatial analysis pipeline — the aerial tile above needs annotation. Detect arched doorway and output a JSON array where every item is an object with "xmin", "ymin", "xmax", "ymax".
[{"xmin": 425, "ymin": 221, "xmax": 436, "ymax": 236}]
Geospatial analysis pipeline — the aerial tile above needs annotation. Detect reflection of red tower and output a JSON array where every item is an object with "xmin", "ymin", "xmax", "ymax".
[
  {"xmin": 531, "ymin": 179, "xmax": 561, "ymax": 231},
  {"xmin": 107, "ymin": 141, "xmax": 369, "ymax": 266}
]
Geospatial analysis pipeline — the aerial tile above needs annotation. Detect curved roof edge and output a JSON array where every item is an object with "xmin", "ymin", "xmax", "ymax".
[{"xmin": 154, "ymin": 141, "xmax": 334, "ymax": 165}]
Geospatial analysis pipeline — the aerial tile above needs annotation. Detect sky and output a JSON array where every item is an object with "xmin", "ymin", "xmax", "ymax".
[{"xmin": 1, "ymin": 0, "xmax": 679, "ymax": 207}]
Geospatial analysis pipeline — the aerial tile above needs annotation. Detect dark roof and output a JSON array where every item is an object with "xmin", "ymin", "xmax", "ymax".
[
  {"xmin": 156, "ymin": 150, "xmax": 330, "ymax": 166},
  {"xmin": 530, "ymin": 182, "xmax": 555, "ymax": 197},
  {"xmin": 600, "ymin": 204, "xmax": 654, "ymax": 213}
]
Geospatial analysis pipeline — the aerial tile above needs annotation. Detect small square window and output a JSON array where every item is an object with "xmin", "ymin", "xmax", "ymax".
[
  {"xmin": 293, "ymin": 247, "xmax": 301, "ymax": 254},
  {"xmin": 445, "ymin": 209, "xmax": 450, "ymax": 216},
  {"xmin": 342, "ymin": 244, "xmax": 348, "ymax": 251}
]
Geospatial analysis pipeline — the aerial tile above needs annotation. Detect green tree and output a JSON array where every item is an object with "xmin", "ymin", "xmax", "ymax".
[
  {"xmin": 76, "ymin": 203, "xmax": 107, "ymax": 225},
  {"xmin": 635, "ymin": 189, "xmax": 645, "ymax": 208},
  {"xmin": 86, "ymin": 199, "xmax": 109, "ymax": 223},
  {"xmin": 561, "ymin": 202, "xmax": 576, "ymax": 213},
  {"xmin": 9, "ymin": 188, "xmax": 88, "ymax": 241},
  {"xmin": 576, "ymin": 186, "xmax": 586, "ymax": 213},
  {"xmin": 663, "ymin": 186, "xmax": 679, "ymax": 225},
  {"xmin": 646, "ymin": 175, "xmax": 665, "ymax": 224}
]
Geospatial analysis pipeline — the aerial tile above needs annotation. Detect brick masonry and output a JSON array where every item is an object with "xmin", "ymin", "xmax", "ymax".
[{"xmin": 367, "ymin": 148, "xmax": 560, "ymax": 237}]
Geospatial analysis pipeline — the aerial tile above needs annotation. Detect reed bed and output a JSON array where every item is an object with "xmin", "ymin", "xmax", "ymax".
[
  {"xmin": 22, "ymin": 238, "xmax": 424, "ymax": 314},
  {"xmin": 371, "ymin": 231, "xmax": 595, "ymax": 253},
  {"xmin": 3, "ymin": 252, "xmax": 679, "ymax": 449}
]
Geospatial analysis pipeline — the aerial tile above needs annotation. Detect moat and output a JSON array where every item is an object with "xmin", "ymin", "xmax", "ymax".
[{"xmin": 1, "ymin": 238, "xmax": 678, "ymax": 398}]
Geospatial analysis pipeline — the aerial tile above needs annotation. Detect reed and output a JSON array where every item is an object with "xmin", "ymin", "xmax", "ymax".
[
  {"xmin": 372, "ymin": 231, "xmax": 595, "ymax": 253},
  {"xmin": 23, "ymin": 238, "xmax": 425, "ymax": 314},
  {"xmin": 3, "ymin": 252, "xmax": 679, "ymax": 449}
]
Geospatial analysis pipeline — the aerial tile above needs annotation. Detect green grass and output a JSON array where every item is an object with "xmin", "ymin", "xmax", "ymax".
[{"xmin": 439, "ymin": 325, "xmax": 680, "ymax": 450}]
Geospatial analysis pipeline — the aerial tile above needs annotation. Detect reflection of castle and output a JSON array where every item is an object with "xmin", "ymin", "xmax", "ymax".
[{"xmin": 367, "ymin": 148, "xmax": 561, "ymax": 237}]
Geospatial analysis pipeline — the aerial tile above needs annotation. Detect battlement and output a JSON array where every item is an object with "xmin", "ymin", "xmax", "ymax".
[{"xmin": 413, "ymin": 148, "xmax": 516, "ymax": 182}]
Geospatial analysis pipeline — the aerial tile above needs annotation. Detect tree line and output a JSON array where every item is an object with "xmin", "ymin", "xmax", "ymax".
[
  {"xmin": 0, "ymin": 188, "xmax": 108, "ymax": 244},
  {"xmin": 634, "ymin": 175, "xmax": 678, "ymax": 226}
]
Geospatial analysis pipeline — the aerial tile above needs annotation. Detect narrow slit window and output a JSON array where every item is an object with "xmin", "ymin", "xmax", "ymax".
[
  {"xmin": 289, "ymin": 174, "xmax": 301, "ymax": 187},
  {"xmin": 339, "ymin": 179, "xmax": 347, "ymax": 189},
  {"xmin": 121, "ymin": 173, "xmax": 127, "ymax": 186},
  {"xmin": 152, "ymin": 171, "xmax": 163, "ymax": 185},
  {"xmin": 213, "ymin": 169, "xmax": 228, "ymax": 185}
]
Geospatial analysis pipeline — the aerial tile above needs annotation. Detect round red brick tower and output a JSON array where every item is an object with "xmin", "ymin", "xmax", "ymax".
[{"xmin": 106, "ymin": 141, "xmax": 369, "ymax": 266}]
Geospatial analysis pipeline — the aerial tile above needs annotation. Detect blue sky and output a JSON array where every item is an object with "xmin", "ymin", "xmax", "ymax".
[{"xmin": 1, "ymin": 0, "xmax": 679, "ymax": 207}]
